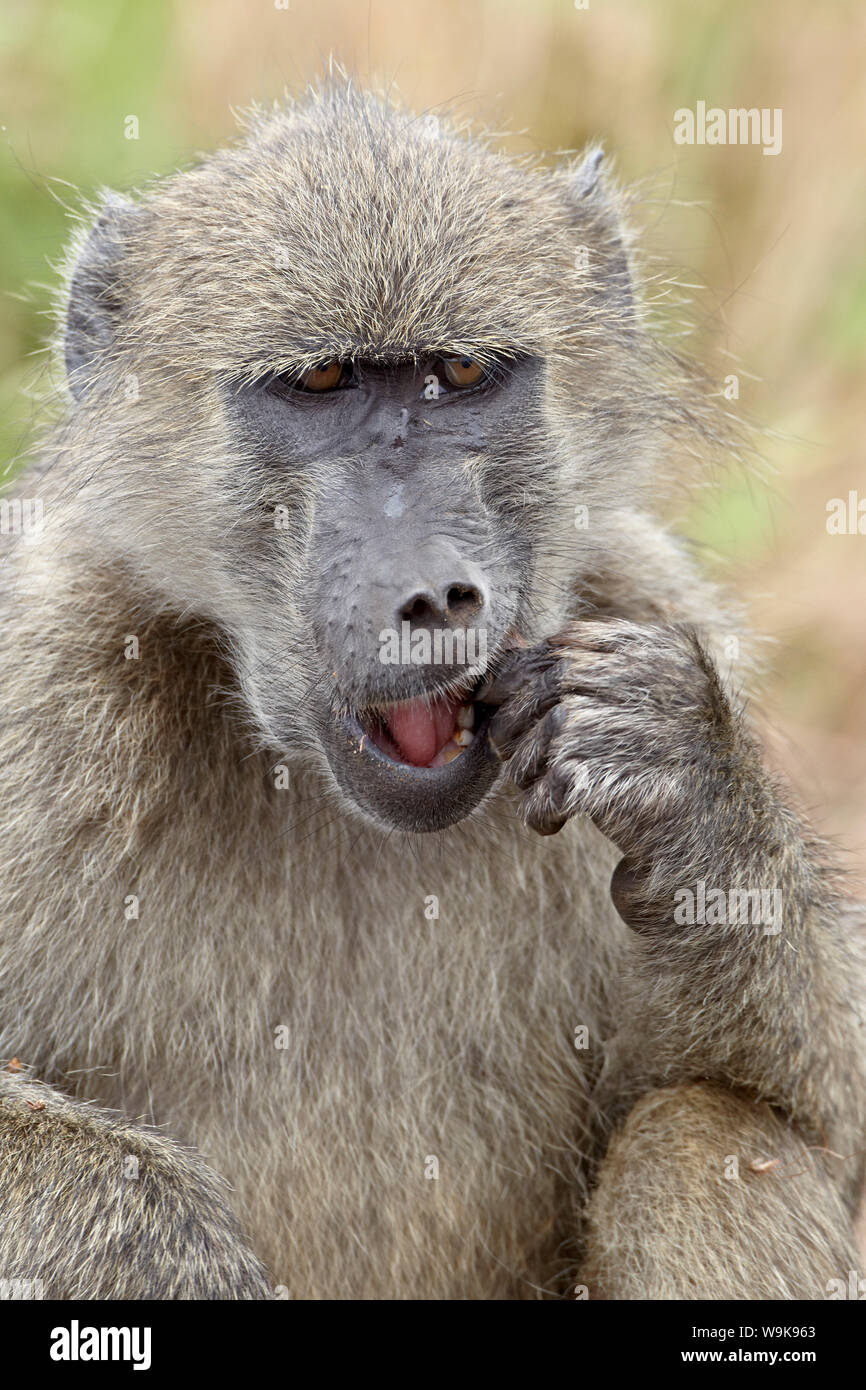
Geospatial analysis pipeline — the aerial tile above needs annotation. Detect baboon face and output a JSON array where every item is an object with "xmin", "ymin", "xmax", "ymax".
[
  {"xmin": 65, "ymin": 89, "xmax": 641, "ymax": 833},
  {"xmin": 228, "ymin": 350, "xmax": 542, "ymax": 831}
]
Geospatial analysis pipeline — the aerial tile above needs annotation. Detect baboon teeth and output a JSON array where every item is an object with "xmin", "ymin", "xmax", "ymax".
[
  {"xmin": 433, "ymin": 744, "xmax": 463, "ymax": 767},
  {"xmin": 364, "ymin": 697, "xmax": 477, "ymax": 768},
  {"xmin": 430, "ymin": 726, "xmax": 474, "ymax": 767},
  {"xmin": 456, "ymin": 703, "xmax": 475, "ymax": 730}
]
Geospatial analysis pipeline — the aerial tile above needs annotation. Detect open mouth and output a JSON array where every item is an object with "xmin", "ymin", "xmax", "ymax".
[
  {"xmin": 359, "ymin": 689, "xmax": 480, "ymax": 768},
  {"xmin": 326, "ymin": 676, "xmax": 501, "ymax": 832}
]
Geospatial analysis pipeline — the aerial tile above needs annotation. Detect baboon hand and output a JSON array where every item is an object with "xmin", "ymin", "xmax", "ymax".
[{"xmin": 482, "ymin": 619, "xmax": 740, "ymax": 850}]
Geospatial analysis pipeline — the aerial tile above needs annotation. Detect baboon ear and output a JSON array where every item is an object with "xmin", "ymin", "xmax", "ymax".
[
  {"xmin": 561, "ymin": 145, "xmax": 633, "ymax": 312},
  {"xmin": 568, "ymin": 143, "xmax": 606, "ymax": 200},
  {"xmin": 65, "ymin": 193, "xmax": 140, "ymax": 400}
]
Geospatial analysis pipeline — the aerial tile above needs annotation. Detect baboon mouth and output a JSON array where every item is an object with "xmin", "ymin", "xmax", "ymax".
[
  {"xmin": 327, "ymin": 678, "xmax": 501, "ymax": 831},
  {"xmin": 358, "ymin": 689, "xmax": 479, "ymax": 768}
]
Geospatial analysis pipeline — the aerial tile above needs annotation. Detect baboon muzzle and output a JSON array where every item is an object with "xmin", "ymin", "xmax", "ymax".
[
  {"xmin": 311, "ymin": 466, "xmax": 497, "ymax": 710},
  {"xmin": 307, "ymin": 465, "xmax": 505, "ymax": 827}
]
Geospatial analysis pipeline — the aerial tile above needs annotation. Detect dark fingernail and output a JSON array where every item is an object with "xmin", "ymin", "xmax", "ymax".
[{"xmin": 476, "ymin": 669, "xmax": 521, "ymax": 705}]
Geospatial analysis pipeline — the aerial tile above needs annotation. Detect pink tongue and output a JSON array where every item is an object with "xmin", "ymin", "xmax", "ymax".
[{"xmin": 385, "ymin": 695, "xmax": 460, "ymax": 767}]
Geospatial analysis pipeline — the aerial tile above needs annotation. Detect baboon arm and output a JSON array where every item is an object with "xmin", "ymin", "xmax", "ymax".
[
  {"xmin": 580, "ymin": 1083, "xmax": 859, "ymax": 1300},
  {"xmin": 603, "ymin": 779, "xmax": 866, "ymax": 1189},
  {"xmin": 0, "ymin": 1073, "xmax": 271, "ymax": 1299},
  {"xmin": 488, "ymin": 507, "xmax": 866, "ymax": 1173},
  {"xmin": 491, "ymin": 609, "xmax": 866, "ymax": 1172},
  {"xmin": 582, "ymin": 516, "xmax": 866, "ymax": 1170}
]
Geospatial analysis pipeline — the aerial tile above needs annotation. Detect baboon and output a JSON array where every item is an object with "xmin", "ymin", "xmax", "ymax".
[{"xmin": 0, "ymin": 81, "xmax": 864, "ymax": 1300}]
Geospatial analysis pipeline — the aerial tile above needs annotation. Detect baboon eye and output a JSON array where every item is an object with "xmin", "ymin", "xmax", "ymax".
[
  {"xmin": 442, "ymin": 356, "xmax": 485, "ymax": 388},
  {"xmin": 298, "ymin": 361, "xmax": 346, "ymax": 392}
]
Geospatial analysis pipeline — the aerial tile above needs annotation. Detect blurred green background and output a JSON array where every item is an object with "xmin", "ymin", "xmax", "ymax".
[{"xmin": 1, "ymin": 0, "xmax": 865, "ymax": 863}]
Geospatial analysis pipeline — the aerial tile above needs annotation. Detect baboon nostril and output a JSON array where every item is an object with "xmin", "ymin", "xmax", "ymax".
[
  {"xmin": 397, "ymin": 581, "xmax": 485, "ymax": 628},
  {"xmin": 400, "ymin": 590, "xmax": 443, "ymax": 625},
  {"xmin": 446, "ymin": 584, "xmax": 484, "ymax": 623}
]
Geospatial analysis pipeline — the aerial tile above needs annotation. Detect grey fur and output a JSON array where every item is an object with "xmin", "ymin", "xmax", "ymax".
[{"xmin": 0, "ymin": 81, "xmax": 863, "ymax": 1300}]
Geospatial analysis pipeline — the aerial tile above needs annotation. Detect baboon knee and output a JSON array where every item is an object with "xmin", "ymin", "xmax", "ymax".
[
  {"xmin": 581, "ymin": 1084, "xmax": 858, "ymax": 1300},
  {"xmin": 0, "ymin": 1076, "xmax": 272, "ymax": 1299}
]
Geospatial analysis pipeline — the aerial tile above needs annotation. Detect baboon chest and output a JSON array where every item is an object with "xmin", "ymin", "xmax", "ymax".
[{"xmin": 156, "ymin": 811, "xmax": 622, "ymax": 1297}]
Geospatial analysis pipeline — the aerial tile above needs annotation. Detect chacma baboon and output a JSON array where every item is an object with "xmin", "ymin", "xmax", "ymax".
[{"xmin": 1, "ymin": 81, "xmax": 863, "ymax": 1300}]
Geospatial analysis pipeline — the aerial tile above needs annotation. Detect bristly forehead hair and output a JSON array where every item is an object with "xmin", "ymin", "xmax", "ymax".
[{"xmin": 101, "ymin": 81, "xmax": 634, "ymax": 386}]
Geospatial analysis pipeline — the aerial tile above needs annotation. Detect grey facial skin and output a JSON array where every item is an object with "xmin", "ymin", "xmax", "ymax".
[{"xmin": 226, "ymin": 356, "xmax": 540, "ymax": 829}]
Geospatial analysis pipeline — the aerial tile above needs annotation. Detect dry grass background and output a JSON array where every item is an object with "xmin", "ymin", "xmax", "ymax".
[{"xmin": 1, "ymin": 0, "xmax": 865, "ymax": 1250}]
